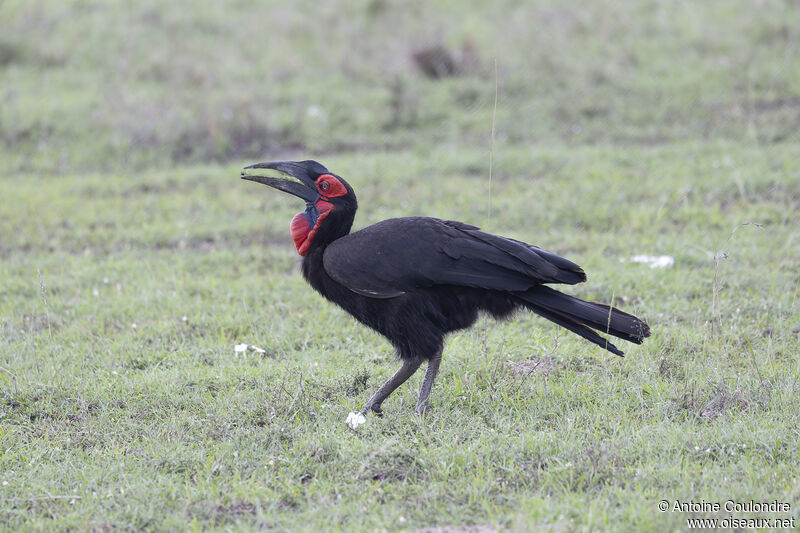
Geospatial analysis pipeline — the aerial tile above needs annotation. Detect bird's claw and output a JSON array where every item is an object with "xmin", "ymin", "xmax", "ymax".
[{"xmin": 363, "ymin": 404, "xmax": 383, "ymax": 417}]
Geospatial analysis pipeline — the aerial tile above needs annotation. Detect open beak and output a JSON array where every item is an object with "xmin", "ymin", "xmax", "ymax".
[{"xmin": 241, "ymin": 161, "xmax": 319, "ymax": 203}]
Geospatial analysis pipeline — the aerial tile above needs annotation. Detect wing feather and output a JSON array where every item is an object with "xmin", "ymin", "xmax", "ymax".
[{"xmin": 323, "ymin": 217, "xmax": 585, "ymax": 299}]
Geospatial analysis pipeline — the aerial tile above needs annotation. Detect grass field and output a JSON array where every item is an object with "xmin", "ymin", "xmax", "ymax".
[{"xmin": 2, "ymin": 1, "xmax": 799, "ymax": 531}]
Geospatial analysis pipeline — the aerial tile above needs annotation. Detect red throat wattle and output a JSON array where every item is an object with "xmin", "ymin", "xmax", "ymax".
[
  {"xmin": 290, "ymin": 213, "xmax": 310, "ymax": 254},
  {"xmin": 289, "ymin": 201, "xmax": 333, "ymax": 256}
]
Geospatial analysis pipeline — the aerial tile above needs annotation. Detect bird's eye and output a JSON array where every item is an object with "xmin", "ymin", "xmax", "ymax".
[{"xmin": 320, "ymin": 181, "xmax": 330, "ymax": 191}]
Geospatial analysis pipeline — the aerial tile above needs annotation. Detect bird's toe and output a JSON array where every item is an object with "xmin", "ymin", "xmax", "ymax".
[
  {"xmin": 415, "ymin": 402, "xmax": 432, "ymax": 415},
  {"xmin": 367, "ymin": 404, "xmax": 384, "ymax": 416}
]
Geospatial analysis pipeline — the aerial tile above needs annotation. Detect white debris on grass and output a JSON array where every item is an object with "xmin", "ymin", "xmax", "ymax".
[
  {"xmin": 234, "ymin": 343, "xmax": 268, "ymax": 355},
  {"xmin": 346, "ymin": 411, "xmax": 366, "ymax": 430},
  {"xmin": 624, "ymin": 255, "xmax": 675, "ymax": 269}
]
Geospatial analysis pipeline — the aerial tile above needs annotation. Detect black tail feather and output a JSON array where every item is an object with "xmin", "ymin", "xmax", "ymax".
[
  {"xmin": 516, "ymin": 285, "xmax": 650, "ymax": 356},
  {"xmin": 528, "ymin": 304, "xmax": 625, "ymax": 356}
]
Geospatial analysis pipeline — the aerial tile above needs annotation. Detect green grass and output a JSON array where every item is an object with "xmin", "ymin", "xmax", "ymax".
[{"xmin": 2, "ymin": 0, "xmax": 799, "ymax": 531}]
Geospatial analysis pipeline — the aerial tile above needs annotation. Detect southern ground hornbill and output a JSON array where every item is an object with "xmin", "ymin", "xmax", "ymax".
[{"xmin": 242, "ymin": 160, "xmax": 650, "ymax": 417}]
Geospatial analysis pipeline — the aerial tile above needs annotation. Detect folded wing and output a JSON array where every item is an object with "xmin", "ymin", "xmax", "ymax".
[{"xmin": 322, "ymin": 217, "xmax": 586, "ymax": 298}]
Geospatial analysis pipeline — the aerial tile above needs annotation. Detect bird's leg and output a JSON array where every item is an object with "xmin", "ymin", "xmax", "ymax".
[
  {"xmin": 361, "ymin": 358, "xmax": 421, "ymax": 416},
  {"xmin": 415, "ymin": 349, "xmax": 443, "ymax": 415}
]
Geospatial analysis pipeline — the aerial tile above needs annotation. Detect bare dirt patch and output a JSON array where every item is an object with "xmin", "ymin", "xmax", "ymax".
[{"xmin": 506, "ymin": 357, "xmax": 557, "ymax": 377}]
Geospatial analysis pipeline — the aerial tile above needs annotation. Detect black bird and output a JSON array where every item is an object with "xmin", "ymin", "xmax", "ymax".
[{"xmin": 242, "ymin": 160, "xmax": 650, "ymax": 416}]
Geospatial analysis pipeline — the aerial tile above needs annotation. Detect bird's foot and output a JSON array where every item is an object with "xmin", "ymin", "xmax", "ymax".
[
  {"xmin": 414, "ymin": 401, "xmax": 431, "ymax": 415},
  {"xmin": 362, "ymin": 404, "xmax": 384, "ymax": 417}
]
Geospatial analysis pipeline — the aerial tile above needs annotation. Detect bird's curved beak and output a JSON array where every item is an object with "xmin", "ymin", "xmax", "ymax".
[{"xmin": 241, "ymin": 161, "xmax": 319, "ymax": 203}]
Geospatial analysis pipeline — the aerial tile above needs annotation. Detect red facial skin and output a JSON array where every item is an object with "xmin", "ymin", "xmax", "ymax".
[
  {"xmin": 315, "ymin": 174, "xmax": 348, "ymax": 199},
  {"xmin": 289, "ymin": 174, "xmax": 346, "ymax": 256}
]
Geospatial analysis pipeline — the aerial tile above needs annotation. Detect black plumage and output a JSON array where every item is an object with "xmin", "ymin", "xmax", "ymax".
[{"xmin": 242, "ymin": 160, "xmax": 650, "ymax": 416}]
